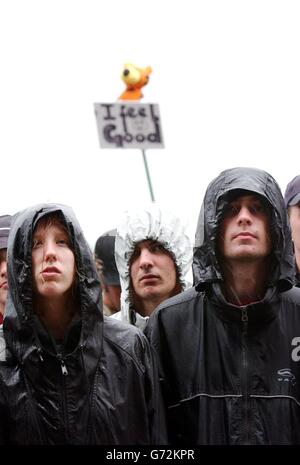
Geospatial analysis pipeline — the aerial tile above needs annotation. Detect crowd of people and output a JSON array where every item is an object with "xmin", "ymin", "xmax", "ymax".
[{"xmin": 0, "ymin": 167, "xmax": 300, "ymax": 445}]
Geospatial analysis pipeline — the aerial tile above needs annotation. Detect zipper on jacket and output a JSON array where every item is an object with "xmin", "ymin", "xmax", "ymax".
[
  {"xmin": 57, "ymin": 351, "xmax": 69, "ymax": 376},
  {"xmin": 241, "ymin": 307, "xmax": 248, "ymax": 335},
  {"xmin": 241, "ymin": 306, "xmax": 250, "ymax": 444},
  {"xmin": 37, "ymin": 347, "xmax": 44, "ymax": 362},
  {"xmin": 60, "ymin": 358, "xmax": 68, "ymax": 376},
  {"xmin": 57, "ymin": 353, "xmax": 69, "ymax": 443}
]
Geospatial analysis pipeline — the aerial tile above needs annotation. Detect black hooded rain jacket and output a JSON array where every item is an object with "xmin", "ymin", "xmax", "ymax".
[
  {"xmin": 145, "ymin": 167, "xmax": 300, "ymax": 445},
  {"xmin": 0, "ymin": 204, "xmax": 166, "ymax": 444}
]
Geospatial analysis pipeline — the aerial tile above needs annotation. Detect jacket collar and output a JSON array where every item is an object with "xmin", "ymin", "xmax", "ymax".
[{"xmin": 209, "ymin": 283, "xmax": 279, "ymax": 325}]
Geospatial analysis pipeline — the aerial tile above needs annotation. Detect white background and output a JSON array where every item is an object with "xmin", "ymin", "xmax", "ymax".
[{"xmin": 1, "ymin": 0, "xmax": 299, "ymax": 248}]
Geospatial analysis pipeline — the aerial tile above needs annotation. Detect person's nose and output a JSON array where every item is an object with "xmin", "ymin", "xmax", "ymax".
[
  {"xmin": 139, "ymin": 249, "xmax": 154, "ymax": 270},
  {"xmin": 237, "ymin": 206, "xmax": 252, "ymax": 226},
  {"xmin": 43, "ymin": 239, "xmax": 57, "ymax": 262},
  {"xmin": 0, "ymin": 261, "xmax": 7, "ymax": 279}
]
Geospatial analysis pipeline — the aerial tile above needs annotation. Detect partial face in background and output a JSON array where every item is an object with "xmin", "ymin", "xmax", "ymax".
[
  {"xmin": 0, "ymin": 249, "xmax": 8, "ymax": 315},
  {"xmin": 130, "ymin": 239, "xmax": 180, "ymax": 309},
  {"xmin": 32, "ymin": 217, "xmax": 76, "ymax": 300},
  {"xmin": 102, "ymin": 284, "xmax": 121, "ymax": 313},
  {"xmin": 288, "ymin": 203, "xmax": 300, "ymax": 261},
  {"xmin": 94, "ymin": 256, "xmax": 121, "ymax": 314},
  {"xmin": 218, "ymin": 194, "xmax": 272, "ymax": 262}
]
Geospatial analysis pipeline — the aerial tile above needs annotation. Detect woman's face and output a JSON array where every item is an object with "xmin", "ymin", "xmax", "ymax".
[{"xmin": 32, "ymin": 219, "xmax": 75, "ymax": 300}]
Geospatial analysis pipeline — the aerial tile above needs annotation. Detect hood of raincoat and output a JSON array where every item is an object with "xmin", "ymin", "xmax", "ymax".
[
  {"xmin": 193, "ymin": 167, "xmax": 295, "ymax": 292},
  {"xmin": 4, "ymin": 203, "xmax": 103, "ymax": 360},
  {"xmin": 114, "ymin": 205, "xmax": 193, "ymax": 326}
]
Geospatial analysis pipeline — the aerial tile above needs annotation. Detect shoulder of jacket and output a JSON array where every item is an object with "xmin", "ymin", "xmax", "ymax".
[
  {"xmin": 103, "ymin": 315, "xmax": 148, "ymax": 354},
  {"xmin": 280, "ymin": 286, "xmax": 300, "ymax": 307},
  {"xmin": 155, "ymin": 286, "xmax": 200, "ymax": 313},
  {"xmin": 110, "ymin": 311, "xmax": 122, "ymax": 321}
]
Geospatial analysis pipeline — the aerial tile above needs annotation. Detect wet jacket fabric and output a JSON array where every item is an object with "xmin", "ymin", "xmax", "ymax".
[
  {"xmin": 113, "ymin": 206, "xmax": 192, "ymax": 330},
  {"xmin": 0, "ymin": 203, "xmax": 167, "ymax": 445},
  {"xmin": 145, "ymin": 167, "xmax": 300, "ymax": 445}
]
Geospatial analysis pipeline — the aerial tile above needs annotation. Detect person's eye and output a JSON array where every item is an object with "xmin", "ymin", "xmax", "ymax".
[
  {"xmin": 32, "ymin": 239, "xmax": 43, "ymax": 249},
  {"xmin": 130, "ymin": 249, "xmax": 140, "ymax": 261},
  {"xmin": 251, "ymin": 204, "xmax": 263, "ymax": 214},
  {"xmin": 151, "ymin": 243, "xmax": 164, "ymax": 253},
  {"xmin": 57, "ymin": 238, "xmax": 69, "ymax": 246},
  {"xmin": 225, "ymin": 205, "xmax": 239, "ymax": 217}
]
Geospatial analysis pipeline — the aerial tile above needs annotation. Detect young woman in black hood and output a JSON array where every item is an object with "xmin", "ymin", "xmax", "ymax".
[{"xmin": 0, "ymin": 203, "xmax": 166, "ymax": 445}]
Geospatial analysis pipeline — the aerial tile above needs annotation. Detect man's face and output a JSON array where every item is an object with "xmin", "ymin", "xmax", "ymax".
[
  {"xmin": 103, "ymin": 285, "xmax": 121, "ymax": 313},
  {"xmin": 0, "ymin": 249, "xmax": 8, "ymax": 316},
  {"xmin": 218, "ymin": 194, "xmax": 272, "ymax": 262},
  {"xmin": 32, "ymin": 220, "xmax": 75, "ymax": 300},
  {"xmin": 130, "ymin": 239, "xmax": 179, "ymax": 309},
  {"xmin": 288, "ymin": 203, "xmax": 300, "ymax": 257}
]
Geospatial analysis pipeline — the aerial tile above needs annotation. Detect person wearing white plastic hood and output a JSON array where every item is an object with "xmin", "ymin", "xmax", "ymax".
[{"xmin": 112, "ymin": 206, "xmax": 192, "ymax": 331}]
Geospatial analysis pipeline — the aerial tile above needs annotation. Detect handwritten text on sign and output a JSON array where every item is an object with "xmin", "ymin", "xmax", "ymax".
[{"xmin": 94, "ymin": 103, "xmax": 164, "ymax": 149}]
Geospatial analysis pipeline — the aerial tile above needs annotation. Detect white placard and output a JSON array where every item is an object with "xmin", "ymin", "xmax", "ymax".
[{"xmin": 94, "ymin": 103, "xmax": 164, "ymax": 149}]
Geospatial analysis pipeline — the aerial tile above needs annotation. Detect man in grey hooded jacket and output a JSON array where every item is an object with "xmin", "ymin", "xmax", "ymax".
[{"xmin": 146, "ymin": 167, "xmax": 300, "ymax": 445}]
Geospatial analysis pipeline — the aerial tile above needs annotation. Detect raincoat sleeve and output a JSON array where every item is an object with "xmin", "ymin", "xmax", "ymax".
[
  {"xmin": 140, "ymin": 332, "xmax": 168, "ymax": 444},
  {"xmin": 144, "ymin": 310, "xmax": 176, "ymax": 443},
  {"xmin": 0, "ymin": 375, "xmax": 8, "ymax": 444}
]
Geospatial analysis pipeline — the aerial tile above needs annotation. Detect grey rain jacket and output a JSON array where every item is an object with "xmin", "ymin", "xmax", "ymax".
[
  {"xmin": 113, "ymin": 206, "xmax": 192, "ymax": 331},
  {"xmin": 145, "ymin": 167, "xmax": 300, "ymax": 445},
  {"xmin": 0, "ymin": 204, "xmax": 167, "ymax": 445}
]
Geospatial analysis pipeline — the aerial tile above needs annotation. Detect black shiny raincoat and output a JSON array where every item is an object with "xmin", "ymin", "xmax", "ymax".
[
  {"xmin": 0, "ymin": 204, "xmax": 166, "ymax": 445},
  {"xmin": 146, "ymin": 167, "xmax": 300, "ymax": 444}
]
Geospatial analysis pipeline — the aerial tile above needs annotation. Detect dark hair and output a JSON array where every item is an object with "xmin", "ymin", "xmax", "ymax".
[{"xmin": 33, "ymin": 213, "xmax": 72, "ymax": 248}]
